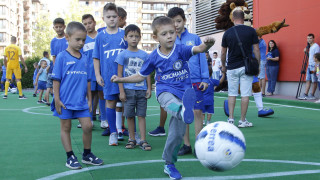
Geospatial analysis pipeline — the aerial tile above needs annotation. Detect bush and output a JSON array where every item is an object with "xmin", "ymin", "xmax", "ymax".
[{"xmin": 21, "ymin": 57, "xmax": 40, "ymax": 88}]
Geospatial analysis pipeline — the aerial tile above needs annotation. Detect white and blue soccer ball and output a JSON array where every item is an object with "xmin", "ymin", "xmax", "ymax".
[
  {"xmin": 10, "ymin": 88, "xmax": 17, "ymax": 94},
  {"xmin": 195, "ymin": 121, "xmax": 246, "ymax": 171}
]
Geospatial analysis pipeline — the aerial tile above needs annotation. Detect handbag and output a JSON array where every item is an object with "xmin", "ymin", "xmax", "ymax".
[{"xmin": 232, "ymin": 27, "xmax": 259, "ymax": 76}]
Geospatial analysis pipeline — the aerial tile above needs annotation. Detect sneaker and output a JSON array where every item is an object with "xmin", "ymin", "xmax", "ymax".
[
  {"xmin": 238, "ymin": 119, "xmax": 253, "ymax": 128},
  {"xmin": 180, "ymin": 88, "xmax": 196, "ymax": 124},
  {"xmin": 37, "ymin": 100, "xmax": 43, "ymax": 104},
  {"xmin": 77, "ymin": 123, "xmax": 82, "ymax": 128},
  {"xmin": 92, "ymin": 116, "xmax": 97, "ymax": 121},
  {"xmin": 18, "ymin": 95, "xmax": 27, "ymax": 99},
  {"xmin": 164, "ymin": 164, "xmax": 182, "ymax": 180},
  {"xmin": 101, "ymin": 127, "xmax": 110, "ymax": 136},
  {"xmin": 82, "ymin": 153, "xmax": 103, "ymax": 166},
  {"xmin": 118, "ymin": 132, "xmax": 124, "ymax": 141},
  {"xmin": 178, "ymin": 144, "xmax": 192, "ymax": 156},
  {"xmin": 227, "ymin": 118, "xmax": 234, "ymax": 124},
  {"xmin": 307, "ymin": 95, "xmax": 316, "ymax": 100},
  {"xmin": 315, "ymin": 99, "xmax": 320, "ymax": 103},
  {"xmin": 148, "ymin": 126, "xmax": 166, "ymax": 136},
  {"xmin": 33, "ymin": 93, "xmax": 37, "ymax": 97},
  {"xmin": 46, "ymin": 102, "xmax": 51, "ymax": 106},
  {"xmin": 109, "ymin": 132, "xmax": 118, "ymax": 146},
  {"xmin": 298, "ymin": 93, "xmax": 308, "ymax": 100},
  {"xmin": 224, "ymin": 99, "xmax": 229, "ymax": 117},
  {"xmin": 122, "ymin": 126, "xmax": 129, "ymax": 136},
  {"xmin": 203, "ymin": 120, "xmax": 206, "ymax": 125},
  {"xmin": 100, "ymin": 120, "xmax": 108, "ymax": 129},
  {"xmin": 66, "ymin": 155, "xmax": 82, "ymax": 170},
  {"xmin": 206, "ymin": 120, "xmax": 211, "ymax": 125},
  {"xmin": 3, "ymin": 95, "xmax": 7, "ymax": 99},
  {"xmin": 42, "ymin": 99, "xmax": 47, "ymax": 103},
  {"xmin": 258, "ymin": 108, "xmax": 274, "ymax": 117}
]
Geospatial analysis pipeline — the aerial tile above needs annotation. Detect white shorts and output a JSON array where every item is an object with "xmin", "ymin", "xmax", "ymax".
[{"xmin": 227, "ymin": 66, "xmax": 253, "ymax": 97}]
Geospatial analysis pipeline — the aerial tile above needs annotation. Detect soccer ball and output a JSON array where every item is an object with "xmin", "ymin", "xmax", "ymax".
[
  {"xmin": 195, "ymin": 121, "xmax": 246, "ymax": 171},
  {"xmin": 10, "ymin": 88, "xmax": 17, "ymax": 94}
]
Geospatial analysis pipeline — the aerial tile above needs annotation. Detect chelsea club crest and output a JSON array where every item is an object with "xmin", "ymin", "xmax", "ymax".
[{"xmin": 173, "ymin": 60, "xmax": 183, "ymax": 70}]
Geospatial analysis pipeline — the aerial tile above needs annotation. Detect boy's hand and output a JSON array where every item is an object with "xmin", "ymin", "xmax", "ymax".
[
  {"xmin": 203, "ymin": 37, "xmax": 216, "ymax": 47},
  {"xmin": 55, "ymin": 100, "xmax": 66, "ymax": 115},
  {"xmin": 35, "ymin": 81, "xmax": 38, "ymax": 86},
  {"xmin": 96, "ymin": 75, "xmax": 104, "ymax": 87},
  {"xmin": 111, "ymin": 75, "xmax": 120, "ymax": 83},
  {"xmin": 199, "ymin": 82, "xmax": 208, "ymax": 91},
  {"xmin": 119, "ymin": 92, "xmax": 126, "ymax": 102},
  {"xmin": 146, "ymin": 89, "xmax": 151, "ymax": 99}
]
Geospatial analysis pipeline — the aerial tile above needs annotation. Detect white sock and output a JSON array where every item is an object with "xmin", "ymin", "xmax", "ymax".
[
  {"xmin": 116, "ymin": 111, "xmax": 123, "ymax": 133},
  {"xmin": 253, "ymin": 92, "xmax": 263, "ymax": 111}
]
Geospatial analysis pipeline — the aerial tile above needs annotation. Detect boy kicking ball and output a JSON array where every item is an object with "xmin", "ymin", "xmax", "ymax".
[
  {"xmin": 111, "ymin": 16, "xmax": 215, "ymax": 180},
  {"xmin": 51, "ymin": 21, "xmax": 103, "ymax": 169}
]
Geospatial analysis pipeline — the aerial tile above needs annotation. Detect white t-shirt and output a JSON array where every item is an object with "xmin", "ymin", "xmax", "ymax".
[
  {"xmin": 309, "ymin": 43, "xmax": 320, "ymax": 66},
  {"xmin": 212, "ymin": 58, "xmax": 222, "ymax": 71}
]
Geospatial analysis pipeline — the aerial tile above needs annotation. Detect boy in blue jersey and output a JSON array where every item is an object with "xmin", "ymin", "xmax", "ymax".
[
  {"xmin": 93, "ymin": 3, "xmax": 128, "ymax": 146},
  {"xmin": 97, "ymin": 7, "xmax": 127, "ymax": 32},
  {"xmin": 51, "ymin": 18, "xmax": 68, "ymax": 64},
  {"xmin": 35, "ymin": 60, "xmax": 48, "ymax": 104},
  {"xmin": 115, "ymin": 24, "xmax": 152, "ymax": 150},
  {"xmin": 51, "ymin": 22, "xmax": 103, "ymax": 170},
  {"xmin": 111, "ymin": 16, "xmax": 215, "ymax": 180},
  {"xmin": 81, "ymin": 14, "xmax": 108, "ymax": 129}
]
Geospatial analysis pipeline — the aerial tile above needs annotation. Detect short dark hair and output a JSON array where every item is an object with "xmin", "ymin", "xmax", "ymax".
[
  {"xmin": 314, "ymin": 53, "xmax": 320, "ymax": 61},
  {"xmin": 308, "ymin": 33, "xmax": 315, "ymax": 39},
  {"xmin": 11, "ymin": 36, "xmax": 16, "ymax": 43},
  {"xmin": 117, "ymin": 7, "xmax": 127, "ymax": 18},
  {"xmin": 167, "ymin": 7, "xmax": 186, "ymax": 20},
  {"xmin": 53, "ymin": 18, "xmax": 65, "ymax": 25},
  {"xmin": 213, "ymin": 52, "xmax": 218, "ymax": 55},
  {"xmin": 233, "ymin": 10, "xmax": 244, "ymax": 20},
  {"xmin": 82, "ymin": 14, "xmax": 95, "ymax": 22},
  {"xmin": 125, "ymin": 24, "xmax": 141, "ymax": 36},
  {"xmin": 66, "ymin": 21, "xmax": 87, "ymax": 36},
  {"xmin": 103, "ymin": 3, "xmax": 118, "ymax": 14},
  {"xmin": 152, "ymin": 16, "xmax": 174, "ymax": 35},
  {"xmin": 43, "ymin": 51, "xmax": 49, "ymax": 57}
]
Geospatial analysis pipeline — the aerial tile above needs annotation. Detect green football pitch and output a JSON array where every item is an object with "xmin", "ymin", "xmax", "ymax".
[{"xmin": 1, "ymin": 90, "xmax": 320, "ymax": 180}]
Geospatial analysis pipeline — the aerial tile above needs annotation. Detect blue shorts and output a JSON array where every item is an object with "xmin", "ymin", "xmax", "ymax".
[
  {"xmin": 306, "ymin": 65, "xmax": 318, "ymax": 82},
  {"xmin": 258, "ymin": 60, "xmax": 266, "ymax": 79},
  {"xmin": 252, "ymin": 76, "xmax": 259, "ymax": 84},
  {"xmin": 104, "ymin": 93, "xmax": 119, "ymax": 101},
  {"xmin": 192, "ymin": 83, "xmax": 204, "ymax": 111},
  {"xmin": 53, "ymin": 108, "xmax": 90, "ymax": 119},
  {"xmin": 203, "ymin": 104, "xmax": 214, "ymax": 114},
  {"xmin": 91, "ymin": 81, "xmax": 103, "ymax": 91},
  {"xmin": 38, "ymin": 80, "xmax": 47, "ymax": 90}
]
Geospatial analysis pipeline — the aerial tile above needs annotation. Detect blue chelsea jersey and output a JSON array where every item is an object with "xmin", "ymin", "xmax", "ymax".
[
  {"xmin": 83, "ymin": 35, "xmax": 96, "ymax": 81},
  {"xmin": 139, "ymin": 44, "xmax": 193, "ymax": 100},
  {"xmin": 92, "ymin": 28, "xmax": 127, "ymax": 95},
  {"xmin": 50, "ymin": 37, "xmax": 68, "ymax": 57},
  {"xmin": 51, "ymin": 50, "xmax": 91, "ymax": 110}
]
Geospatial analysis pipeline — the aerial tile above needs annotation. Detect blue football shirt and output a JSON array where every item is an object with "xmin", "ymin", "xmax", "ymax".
[
  {"xmin": 51, "ymin": 50, "xmax": 90, "ymax": 110},
  {"xmin": 92, "ymin": 28, "xmax": 128, "ymax": 95},
  {"xmin": 2, "ymin": 65, "xmax": 6, "ymax": 79},
  {"xmin": 115, "ymin": 49, "xmax": 149, "ymax": 90},
  {"xmin": 50, "ymin": 37, "xmax": 68, "ymax": 57},
  {"xmin": 83, "ymin": 35, "xmax": 96, "ymax": 81},
  {"xmin": 139, "ymin": 44, "xmax": 193, "ymax": 100}
]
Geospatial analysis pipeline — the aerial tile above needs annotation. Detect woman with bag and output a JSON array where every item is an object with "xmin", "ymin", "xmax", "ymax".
[{"xmin": 266, "ymin": 40, "xmax": 280, "ymax": 96}]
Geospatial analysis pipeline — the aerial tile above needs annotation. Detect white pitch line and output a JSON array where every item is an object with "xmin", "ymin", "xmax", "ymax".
[
  {"xmin": 0, "ymin": 109, "xmax": 21, "ymax": 111},
  {"xmin": 37, "ymin": 159, "xmax": 320, "ymax": 180}
]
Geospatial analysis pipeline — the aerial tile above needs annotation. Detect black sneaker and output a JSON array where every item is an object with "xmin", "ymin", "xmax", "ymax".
[
  {"xmin": 19, "ymin": 95, "xmax": 27, "ymax": 99},
  {"xmin": 178, "ymin": 144, "xmax": 192, "ymax": 156},
  {"xmin": 3, "ymin": 95, "xmax": 7, "ymax": 99},
  {"xmin": 37, "ymin": 100, "xmax": 43, "ymax": 104},
  {"xmin": 33, "ymin": 93, "xmax": 37, "ymax": 97}
]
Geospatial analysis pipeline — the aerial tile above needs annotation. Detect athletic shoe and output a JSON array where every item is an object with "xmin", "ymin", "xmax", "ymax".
[
  {"xmin": 92, "ymin": 116, "xmax": 97, "ymax": 121},
  {"xmin": 42, "ymin": 99, "xmax": 47, "ymax": 103},
  {"xmin": 65, "ymin": 155, "xmax": 82, "ymax": 170},
  {"xmin": 82, "ymin": 152, "xmax": 103, "ymax": 166},
  {"xmin": 258, "ymin": 108, "xmax": 274, "ymax": 117},
  {"xmin": 227, "ymin": 118, "xmax": 234, "ymax": 124},
  {"xmin": 203, "ymin": 120, "xmax": 206, "ymax": 125},
  {"xmin": 307, "ymin": 95, "xmax": 316, "ymax": 100},
  {"xmin": 18, "ymin": 95, "xmax": 27, "ymax": 99},
  {"xmin": 238, "ymin": 119, "xmax": 253, "ymax": 128},
  {"xmin": 177, "ymin": 144, "xmax": 192, "ymax": 156},
  {"xmin": 77, "ymin": 123, "xmax": 82, "ymax": 128},
  {"xmin": 100, "ymin": 120, "xmax": 108, "ymax": 129},
  {"xmin": 3, "ymin": 95, "xmax": 7, "ymax": 99},
  {"xmin": 118, "ymin": 132, "xmax": 124, "ymax": 141},
  {"xmin": 46, "ymin": 103, "xmax": 50, "ymax": 106},
  {"xmin": 180, "ymin": 88, "xmax": 196, "ymax": 124},
  {"xmin": 164, "ymin": 164, "xmax": 182, "ymax": 180},
  {"xmin": 315, "ymin": 99, "xmax": 320, "ymax": 103},
  {"xmin": 206, "ymin": 120, "xmax": 211, "ymax": 125},
  {"xmin": 122, "ymin": 126, "xmax": 129, "ymax": 136},
  {"xmin": 109, "ymin": 132, "xmax": 118, "ymax": 146},
  {"xmin": 298, "ymin": 93, "xmax": 308, "ymax": 100},
  {"xmin": 101, "ymin": 127, "xmax": 110, "ymax": 136},
  {"xmin": 33, "ymin": 93, "xmax": 37, "ymax": 97},
  {"xmin": 37, "ymin": 100, "xmax": 43, "ymax": 104},
  {"xmin": 148, "ymin": 126, "xmax": 166, "ymax": 136},
  {"xmin": 224, "ymin": 99, "xmax": 229, "ymax": 117}
]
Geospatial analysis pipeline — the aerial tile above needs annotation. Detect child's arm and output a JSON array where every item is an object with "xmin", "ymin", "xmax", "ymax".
[
  {"xmin": 192, "ymin": 37, "xmax": 215, "ymax": 55},
  {"xmin": 35, "ymin": 70, "xmax": 41, "ymax": 86},
  {"xmin": 87, "ymin": 81, "xmax": 92, "ymax": 112},
  {"xmin": 117, "ymin": 64, "xmax": 126, "ymax": 102},
  {"xmin": 111, "ymin": 74, "xmax": 145, "ymax": 84},
  {"xmin": 145, "ymin": 75, "xmax": 152, "ymax": 99},
  {"xmin": 94, "ymin": 58, "xmax": 104, "ymax": 87},
  {"xmin": 53, "ymin": 80, "xmax": 66, "ymax": 115}
]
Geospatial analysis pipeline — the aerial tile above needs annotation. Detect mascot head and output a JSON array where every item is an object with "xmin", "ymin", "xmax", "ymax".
[{"xmin": 229, "ymin": 2, "xmax": 252, "ymax": 26}]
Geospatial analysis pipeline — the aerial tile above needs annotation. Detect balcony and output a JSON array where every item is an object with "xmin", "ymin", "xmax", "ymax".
[
  {"xmin": 23, "ymin": 1, "xmax": 30, "ymax": 10},
  {"xmin": 23, "ymin": 33, "xmax": 28, "ymax": 40},
  {"xmin": 23, "ymin": 23, "xmax": 30, "ymax": 31}
]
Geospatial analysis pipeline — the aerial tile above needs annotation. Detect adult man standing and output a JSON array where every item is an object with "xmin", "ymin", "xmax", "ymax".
[
  {"xmin": 298, "ymin": 33, "xmax": 319, "ymax": 100},
  {"xmin": 212, "ymin": 52, "xmax": 222, "ymax": 80},
  {"xmin": 221, "ymin": 10, "xmax": 260, "ymax": 127}
]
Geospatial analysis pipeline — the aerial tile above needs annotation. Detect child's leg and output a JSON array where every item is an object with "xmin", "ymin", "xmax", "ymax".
[
  {"xmin": 138, "ymin": 116, "xmax": 146, "ymax": 141},
  {"xmin": 38, "ymin": 90, "xmax": 44, "ymax": 101},
  {"xmin": 78, "ymin": 117, "xmax": 92, "ymax": 149},
  {"xmin": 157, "ymin": 92, "xmax": 182, "ymax": 119},
  {"xmin": 60, "ymin": 119, "xmax": 72, "ymax": 152},
  {"xmin": 106, "ymin": 99, "xmax": 117, "ymax": 133},
  {"xmin": 45, "ymin": 88, "xmax": 50, "ymax": 102},
  {"xmin": 116, "ymin": 103, "xmax": 123, "ymax": 133},
  {"xmin": 207, "ymin": 114, "xmax": 212, "ymax": 122},
  {"xmin": 127, "ymin": 117, "xmax": 135, "ymax": 140}
]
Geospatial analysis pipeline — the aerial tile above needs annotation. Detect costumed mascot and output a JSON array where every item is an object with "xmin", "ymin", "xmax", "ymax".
[{"xmin": 215, "ymin": 0, "xmax": 289, "ymax": 117}]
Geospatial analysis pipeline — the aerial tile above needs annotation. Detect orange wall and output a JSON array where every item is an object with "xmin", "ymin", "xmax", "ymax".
[{"xmin": 253, "ymin": 0, "xmax": 320, "ymax": 81}]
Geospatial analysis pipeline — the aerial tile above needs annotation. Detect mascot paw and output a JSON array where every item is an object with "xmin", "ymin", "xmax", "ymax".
[{"xmin": 272, "ymin": 19, "xmax": 289, "ymax": 33}]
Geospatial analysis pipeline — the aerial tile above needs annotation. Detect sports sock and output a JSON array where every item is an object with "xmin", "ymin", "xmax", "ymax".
[
  {"xmin": 17, "ymin": 81, "xmax": 22, "ymax": 96},
  {"xmin": 106, "ymin": 108, "xmax": 117, "ymax": 133},
  {"xmin": 83, "ymin": 149, "xmax": 91, "ymax": 156},
  {"xmin": 66, "ymin": 151, "xmax": 74, "ymax": 159},
  {"xmin": 253, "ymin": 92, "xmax": 263, "ymax": 111},
  {"xmin": 116, "ymin": 111, "xmax": 122, "ymax": 133},
  {"xmin": 99, "ymin": 99, "xmax": 107, "ymax": 122},
  {"xmin": 1, "ymin": 83, "xmax": 4, "ymax": 90},
  {"xmin": 4, "ymin": 81, "xmax": 9, "ymax": 95}
]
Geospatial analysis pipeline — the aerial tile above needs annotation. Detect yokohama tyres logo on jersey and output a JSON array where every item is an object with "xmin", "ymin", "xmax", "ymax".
[{"xmin": 161, "ymin": 69, "xmax": 188, "ymax": 81}]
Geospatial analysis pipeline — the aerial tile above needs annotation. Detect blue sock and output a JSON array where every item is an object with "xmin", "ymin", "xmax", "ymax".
[
  {"xmin": 99, "ymin": 99, "xmax": 106, "ymax": 121},
  {"xmin": 106, "ymin": 108, "xmax": 117, "ymax": 133},
  {"xmin": 1, "ymin": 84, "xmax": 3, "ymax": 90}
]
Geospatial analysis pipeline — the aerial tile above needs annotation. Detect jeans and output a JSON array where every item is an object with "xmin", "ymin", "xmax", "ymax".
[{"xmin": 266, "ymin": 65, "xmax": 279, "ymax": 93}]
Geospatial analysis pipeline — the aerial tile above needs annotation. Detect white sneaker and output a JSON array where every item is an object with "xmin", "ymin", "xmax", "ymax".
[
  {"xmin": 203, "ymin": 120, "xmax": 206, "ymax": 125},
  {"xmin": 77, "ymin": 123, "xmax": 82, "ymax": 128},
  {"xmin": 315, "ymin": 99, "xmax": 320, "ymax": 103},
  {"xmin": 206, "ymin": 120, "xmax": 211, "ymax": 125},
  {"xmin": 227, "ymin": 118, "xmax": 234, "ymax": 124},
  {"xmin": 100, "ymin": 121, "xmax": 108, "ymax": 129},
  {"xmin": 109, "ymin": 132, "xmax": 118, "ymax": 146},
  {"xmin": 307, "ymin": 95, "xmax": 316, "ymax": 100},
  {"xmin": 238, "ymin": 119, "xmax": 253, "ymax": 128}
]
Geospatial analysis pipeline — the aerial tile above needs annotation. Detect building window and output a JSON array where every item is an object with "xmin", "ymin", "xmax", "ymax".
[
  {"xmin": 127, "ymin": 1, "xmax": 137, "ymax": 9},
  {"xmin": 95, "ymin": 11, "xmax": 100, "ymax": 17},
  {"xmin": 142, "ymin": 3, "xmax": 151, "ymax": 10},
  {"xmin": 95, "ymin": 1, "xmax": 100, "ymax": 7},
  {"xmin": 154, "ymin": 14, "xmax": 164, "ymax": 18},
  {"xmin": 142, "ymin": 14, "xmax": 151, "ymax": 20},
  {"xmin": 128, "ymin": 12, "xmax": 137, "ymax": 19},
  {"xmin": 142, "ymin": 34, "xmax": 151, "ymax": 40},
  {"xmin": 0, "ymin": 32, "xmax": 6, "ymax": 42},
  {"xmin": 0, "ymin": 19, "xmax": 7, "ymax": 29},
  {"xmin": 154, "ymin": 3, "xmax": 164, "ymax": 11},
  {"xmin": 180, "ymin": 4, "xmax": 189, "ymax": 11},
  {"xmin": 0, "ymin": 5, "xmax": 6, "ymax": 15},
  {"xmin": 142, "ymin": 24, "xmax": 151, "ymax": 30},
  {"xmin": 167, "ymin": 4, "xmax": 178, "ymax": 10}
]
